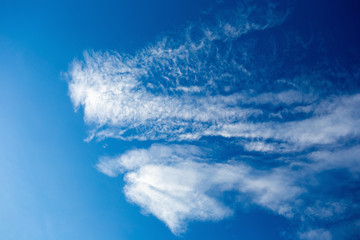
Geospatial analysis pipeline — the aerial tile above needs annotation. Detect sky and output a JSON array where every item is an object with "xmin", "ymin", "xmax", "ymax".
[{"xmin": 1, "ymin": 0, "xmax": 360, "ymax": 239}]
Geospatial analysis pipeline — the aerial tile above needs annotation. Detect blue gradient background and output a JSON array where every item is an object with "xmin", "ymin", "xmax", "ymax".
[{"xmin": 1, "ymin": 0, "xmax": 360, "ymax": 239}]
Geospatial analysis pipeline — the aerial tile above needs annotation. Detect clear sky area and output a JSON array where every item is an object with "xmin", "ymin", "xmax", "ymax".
[{"xmin": 1, "ymin": 0, "xmax": 360, "ymax": 239}]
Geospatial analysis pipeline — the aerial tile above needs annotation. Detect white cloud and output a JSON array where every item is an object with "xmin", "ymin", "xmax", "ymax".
[
  {"xmin": 97, "ymin": 144, "xmax": 303, "ymax": 234},
  {"xmin": 304, "ymin": 201, "xmax": 348, "ymax": 220},
  {"xmin": 67, "ymin": 0, "xmax": 299, "ymax": 143},
  {"xmin": 298, "ymin": 229, "xmax": 332, "ymax": 240},
  {"xmin": 69, "ymin": 51, "xmax": 266, "ymax": 140},
  {"xmin": 96, "ymin": 144, "xmax": 205, "ymax": 176},
  {"xmin": 68, "ymin": 48, "xmax": 360, "ymax": 147},
  {"xmin": 205, "ymin": 94, "xmax": 360, "ymax": 149},
  {"xmin": 244, "ymin": 141, "xmax": 276, "ymax": 152},
  {"xmin": 96, "ymin": 143, "xmax": 360, "ymax": 234},
  {"xmin": 309, "ymin": 145, "xmax": 360, "ymax": 173},
  {"xmin": 67, "ymin": 0, "xmax": 360, "ymax": 238}
]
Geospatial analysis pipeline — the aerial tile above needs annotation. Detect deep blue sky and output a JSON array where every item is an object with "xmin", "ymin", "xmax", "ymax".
[{"xmin": 1, "ymin": 0, "xmax": 360, "ymax": 239}]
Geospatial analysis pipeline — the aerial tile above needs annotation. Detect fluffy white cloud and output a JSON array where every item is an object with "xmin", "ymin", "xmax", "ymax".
[{"xmin": 97, "ymin": 144, "xmax": 303, "ymax": 234}]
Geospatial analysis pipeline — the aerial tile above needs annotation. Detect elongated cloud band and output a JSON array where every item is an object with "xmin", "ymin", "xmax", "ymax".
[
  {"xmin": 68, "ymin": 48, "xmax": 360, "ymax": 150},
  {"xmin": 97, "ymin": 144, "xmax": 360, "ymax": 235},
  {"xmin": 97, "ymin": 144, "xmax": 302, "ymax": 234}
]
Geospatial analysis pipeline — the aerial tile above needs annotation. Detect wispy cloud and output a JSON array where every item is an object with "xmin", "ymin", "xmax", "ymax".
[
  {"xmin": 69, "ymin": 49, "xmax": 360, "ymax": 147},
  {"xmin": 67, "ymin": 0, "xmax": 360, "ymax": 238},
  {"xmin": 96, "ymin": 142, "xmax": 360, "ymax": 235},
  {"xmin": 205, "ymin": 94, "xmax": 360, "ymax": 149},
  {"xmin": 298, "ymin": 229, "xmax": 332, "ymax": 240},
  {"xmin": 97, "ymin": 144, "xmax": 302, "ymax": 234},
  {"xmin": 67, "ymin": 0, "xmax": 293, "ymax": 142}
]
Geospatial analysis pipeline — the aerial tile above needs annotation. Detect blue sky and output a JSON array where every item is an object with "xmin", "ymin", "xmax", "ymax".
[{"xmin": 1, "ymin": 0, "xmax": 360, "ymax": 239}]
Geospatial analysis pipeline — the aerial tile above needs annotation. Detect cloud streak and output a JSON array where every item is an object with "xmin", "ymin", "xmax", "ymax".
[
  {"xmin": 68, "ymin": 46, "xmax": 360, "ymax": 151},
  {"xmin": 67, "ymin": 0, "xmax": 295, "ymax": 142},
  {"xmin": 97, "ymin": 144, "xmax": 302, "ymax": 234},
  {"xmin": 97, "ymin": 143, "xmax": 360, "ymax": 236}
]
